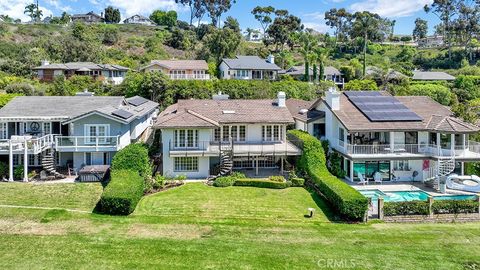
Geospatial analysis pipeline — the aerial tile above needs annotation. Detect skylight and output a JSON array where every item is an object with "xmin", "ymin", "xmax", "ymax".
[{"xmin": 222, "ymin": 110, "xmax": 236, "ymax": 114}]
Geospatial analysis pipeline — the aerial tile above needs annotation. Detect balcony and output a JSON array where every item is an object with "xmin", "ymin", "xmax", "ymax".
[
  {"xmin": 168, "ymin": 140, "xmax": 301, "ymax": 157},
  {"xmin": 55, "ymin": 136, "xmax": 120, "ymax": 152},
  {"xmin": 168, "ymin": 74, "xmax": 210, "ymax": 80},
  {"xmin": 0, "ymin": 134, "xmax": 56, "ymax": 155}
]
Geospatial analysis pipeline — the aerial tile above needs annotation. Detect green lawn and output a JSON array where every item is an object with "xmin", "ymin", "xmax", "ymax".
[{"xmin": 0, "ymin": 183, "xmax": 479, "ymax": 269}]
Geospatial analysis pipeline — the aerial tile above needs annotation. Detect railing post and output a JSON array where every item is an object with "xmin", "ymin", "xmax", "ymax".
[
  {"xmin": 96, "ymin": 137, "xmax": 99, "ymax": 151},
  {"xmin": 75, "ymin": 137, "xmax": 78, "ymax": 151},
  {"xmin": 8, "ymin": 140, "xmax": 13, "ymax": 182}
]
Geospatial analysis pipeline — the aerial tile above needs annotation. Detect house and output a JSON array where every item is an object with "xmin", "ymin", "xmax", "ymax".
[
  {"xmin": 153, "ymin": 92, "xmax": 301, "ymax": 179},
  {"xmin": 286, "ymin": 99, "xmax": 325, "ymax": 139},
  {"xmin": 282, "ymin": 66, "xmax": 344, "ymax": 87},
  {"xmin": 417, "ymin": 35, "xmax": 444, "ymax": 48},
  {"xmin": 412, "ymin": 71, "xmax": 455, "ymax": 81},
  {"xmin": 123, "ymin": 15, "xmax": 155, "ymax": 26},
  {"xmin": 71, "ymin": 12, "xmax": 103, "ymax": 24},
  {"xmin": 140, "ymin": 60, "xmax": 210, "ymax": 80},
  {"xmin": 0, "ymin": 95, "xmax": 158, "ymax": 181},
  {"xmin": 324, "ymin": 66, "xmax": 344, "ymax": 87},
  {"xmin": 298, "ymin": 88, "xmax": 480, "ymax": 184},
  {"xmin": 219, "ymin": 55, "xmax": 281, "ymax": 80},
  {"xmin": 33, "ymin": 61, "xmax": 129, "ymax": 85}
]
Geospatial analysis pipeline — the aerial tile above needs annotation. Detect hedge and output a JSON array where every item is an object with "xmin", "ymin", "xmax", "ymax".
[
  {"xmin": 288, "ymin": 130, "xmax": 368, "ymax": 221},
  {"xmin": 96, "ymin": 170, "xmax": 145, "ymax": 215},
  {"xmin": 213, "ymin": 176, "xmax": 236, "ymax": 187},
  {"xmin": 432, "ymin": 199, "xmax": 479, "ymax": 214},
  {"xmin": 290, "ymin": 177, "xmax": 305, "ymax": 187},
  {"xmin": 234, "ymin": 179, "xmax": 289, "ymax": 189},
  {"xmin": 384, "ymin": 201, "xmax": 430, "ymax": 216},
  {"xmin": 111, "ymin": 143, "xmax": 150, "ymax": 177}
]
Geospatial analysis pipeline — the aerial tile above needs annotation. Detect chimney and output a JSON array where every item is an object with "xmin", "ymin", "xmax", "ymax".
[
  {"xmin": 266, "ymin": 54, "xmax": 275, "ymax": 64},
  {"xmin": 41, "ymin": 60, "xmax": 50, "ymax": 66},
  {"xmin": 277, "ymin": 92, "xmax": 286, "ymax": 107},
  {"xmin": 326, "ymin": 87, "xmax": 340, "ymax": 111},
  {"xmin": 76, "ymin": 89, "xmax": 95, "ymax": 96},
  {"xmin": 212, "ymin": 91, "xmax": 229, "ymax": 100}
]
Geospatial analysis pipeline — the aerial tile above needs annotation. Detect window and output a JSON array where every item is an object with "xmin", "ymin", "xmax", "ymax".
[
  {"xmin": 214, "ymin": 128, "xmax": 221, "ymax": 141},
  {"xmin": 174, "ymin": 129, "xmax": 198, "ymax": 148},
  {"xmin": 85, "ymin": 152, "xmax": 92, "ymax": 165},
  {"xmin": 222, "ymin": 126, "xmax": 230, "ymax": 141},
  {"xmin": 262, "ymin": 125, "xmax": 283, "ymax": 141},
  {"xmin": 429, "ymin": 133, "xmax": 437, "ymax": 145},
  {"xmin": 213, "ymin": 126, "xmax": 246, "ymax": 142},
  {"xmin": 405, "ymin": 132, "xmax": 418, "ymax": 144},
  {"xmin": 43, "ymin": 122, "xmax": 51, "ymax": 135},
  {"xmin": 28, "ymin": 154, "xmax": 35, "ymax": 166},
  {"xmin": 339, "ymin": 128, "xmax": 345, "ymax": 145},
  {"xmin": 0, "ymin": 122, "xmax": 7, "ymax": 139},
  {"xmin": 313, "ymin": 123, "xmax": 325, "ymax": 139},
  {"xmin": 85, "ymin": 124, "xmax": 110, "ymax": 144},
  {"xmin": 393, "ymin": 160, "xmax": 410, "ymax": 171},
  {"xmin": 440, "ymin": 134, "xmax": 451, "ymax": 148},
  {"xmin": 174, "ymin": 157, "xmax": 198, "ymax": 172},
  {"xmin": 231, "ymin": 126, "xmax": 237, "ymax": 141},
  {"xmin": 239, "ymin": 126, "xmax": 246, "ymax": 141}
]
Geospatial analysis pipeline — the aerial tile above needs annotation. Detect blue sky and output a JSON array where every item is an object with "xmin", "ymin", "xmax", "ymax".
[{"xmin": 1, "ymin": 0, "xmax": 440, "ymax": 35}]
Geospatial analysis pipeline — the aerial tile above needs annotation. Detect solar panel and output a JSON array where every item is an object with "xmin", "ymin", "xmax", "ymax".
[
  {"xmin": 128, "ymin": 96, "xmax": 148, "ymax": 106},
  {"xmin": 345, "ymin": 93, "xmax": 423, "ymax": 122},
  {"xmin": 112, "ymin": 109, "xmax": 134, "ymax": 119}
]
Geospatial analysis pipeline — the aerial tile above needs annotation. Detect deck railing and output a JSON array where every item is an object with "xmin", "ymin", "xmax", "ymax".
[
  {"xmin": 168, "ymin": 74, "xmax": 210, "ymax": 80},
  {"xmin": 55, "ymin": 136, "xmax": 120, "ymax": 151}
]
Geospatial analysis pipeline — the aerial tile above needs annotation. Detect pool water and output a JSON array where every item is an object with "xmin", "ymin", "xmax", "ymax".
[{"xmin": 358, "ymin": 190, "xmax": 478, "ymax": 202}]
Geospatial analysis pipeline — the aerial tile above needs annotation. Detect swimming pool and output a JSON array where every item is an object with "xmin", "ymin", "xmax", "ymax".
[{"xmin": 358, "ymin": 190, "xmax": 478, "ymax": 202}]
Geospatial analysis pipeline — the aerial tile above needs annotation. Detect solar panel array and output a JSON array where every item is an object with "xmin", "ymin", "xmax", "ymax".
[
  {"xmin": 128, "ymin": 96, "xmax": 148, "ymax": 106},
  {"xmin": 344, "ymin": 91, "xmax": 423, "ymax": 122},
  {"xmin": 112, "ymin": 109, "xmax": 134, "ymax": 119}
]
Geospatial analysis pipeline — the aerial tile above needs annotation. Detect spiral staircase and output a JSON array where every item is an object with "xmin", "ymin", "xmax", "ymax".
[
  {"xmin": 207, "ymin": 141, "xmax": 234, "ymax": 182},
  {"xmin": 424, "ymin": 155, "xmax": 456, "ymax": 191}
]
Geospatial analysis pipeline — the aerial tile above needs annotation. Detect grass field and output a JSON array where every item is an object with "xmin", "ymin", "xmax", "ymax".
[{"xmin": 0, "ymin": 183, "xmax": 479, "ymax": 269}]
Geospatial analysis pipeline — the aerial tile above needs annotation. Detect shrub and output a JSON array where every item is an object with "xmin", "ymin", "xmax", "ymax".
[
  {"xmin": 213, "ymin": 176, "xmax": 236, "ymax": 187},
  {"xmin": 230, "ymin": 171, "xmax": 246, "ymax": 179},
  {"xmin": 287, "ymin": 130, "xmax": 368, "ymax": 221},
  {"xmin": 343, "ymin": 79, "xmax": 378, "ymax": 91},
  {"xmin": 0, "ymin": 161, "xmax": 8, "ymax": 178},
  {"xmin": 383, "ymin": 201, "xmax": 430, "ymax": 216},
  {"xmin": 268, "ymin": 175, "xmax": 286, "ymax": 182},
  {"xmin": 111, "ymin": 143, "xmax": 150, "ymax": 177},
  {"xmin": 290, "ymin": 177, "xmax": 305, "ymax": 187},
  {"xmin": 234, "ymin": 179, "xmax": 289, "ymax": 189},
  {"xmin": 432, "ymin": 199, "xmax": 479, "ymax": 214},
  {"xmin": 13, "ymin": 166, "xmax": 23, "ymax": 180},
  {"xmin": 96, "ymin": 170, "xmax": 145, "ymax": 215}
]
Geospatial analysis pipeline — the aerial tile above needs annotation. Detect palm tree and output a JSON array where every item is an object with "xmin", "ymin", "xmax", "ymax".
[
  {"xmin": 276, "ymin": 50, "xmax": 293, "ymax": 70},
  {"xmin": 315, "ymin": 48, "xmax": 329, "ymax": 83},
  {"xmin": 308, "ymin": 53, "xmax": 318, "ymax": 82},
  {"xmin": 24, "ymin": 4, "xmax": 36, "ymax": 22},
  {"xmin": 298, "ymin": 32, "xmax": 317, "ymax": 82}
]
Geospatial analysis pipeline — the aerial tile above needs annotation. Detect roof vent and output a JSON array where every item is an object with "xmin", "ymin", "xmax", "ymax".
[
  {"xmin": 213, "ymin": 92, "xmax": 230, "ymax": 100},
  {"xmin": 222, "ymin": 110, "xmax": 235, "ymax": 114},
  {"xmin": 76, "ymin": 89, "xmax": 94, "ymax": 96},
  {"xmin": 299, "ymin": 109, "xmax": 308, "ymax": 115}
]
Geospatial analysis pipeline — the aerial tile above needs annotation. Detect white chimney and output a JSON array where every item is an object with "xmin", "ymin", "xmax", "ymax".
[
  {"xmin": 41, "ymin": 60, "xmax": 50, "ymax": 66},
  {"xmin": 212, "ymin": 91, "xmax": 229, "ymax": 100},
  {"xmin": 277, "ymin": 91, "xmax": 286, "ymax": 107},
  {"xmin": 326, "ymin": 87, "xmax": 340, "ymax": 111},
  {"xmin": 267, "ymin": 54, "xmax": 275, "ymax": 64}
]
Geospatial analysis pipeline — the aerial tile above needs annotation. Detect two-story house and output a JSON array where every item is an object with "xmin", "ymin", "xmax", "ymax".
[
  {"xmin": 140, "ymin": 60, "xmax": 210, "ymax": 80},
  {"xmin": 123, "ymin": 15, "xmax": 155, "ymax": 26},
  {"xmin": 219, "ymin": 55, "xmax": 281, "ymax": 80},
  {"xmin": 0, "ymin": 95, "xmax": 158, "ymax": 181},
  {"xmin": 298, "ymin": 88, "xmax": 480, "ymax": 185},
  {"xmin": 71, "ymin": 12, "xmax": 103, "ymax": 24},
  {"xmin": 154, "ymin": 92, "xmax": 301, "ymax": 179},
  {"xmin": 33, "ymin": 61, "xmax": 129, "ymax": 85}
]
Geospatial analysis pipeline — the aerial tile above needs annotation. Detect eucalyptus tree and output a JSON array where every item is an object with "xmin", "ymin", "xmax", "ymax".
[
  {"xmin": 24, "ymin": 4, "xmax": 36, "ymax": 22},
  {"xmin": 452, "ymin": 0, "xmax": 480, "ymax": 61},
  {"xmin": 203, "ymin": 0, "xmax": 236, "ymax": 27},
  {"xmin": 413, "ymin": 18, "xmax": 428, "ymax": 40},
  {"xmin": 175, "ymin": 0, "xmax": 205, "ymax": 26},
  {"xmin": 324, "ymin": 8, "xmax": 352, "ymax": 47},
  {"xmin": 251, "ymin": 6, "xmax": 275, "ymax": 38},
  {"xmin": 424, "ymin": 0, "xmax": 459, "ymax": 59}
]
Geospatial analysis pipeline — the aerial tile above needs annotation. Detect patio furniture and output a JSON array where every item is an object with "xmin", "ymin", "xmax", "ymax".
[
  {"xmin": 358, "ymin": 174, "xmax": 368, "ymax": 185},
  {"xmin": 374, "ymin": 172, "xmax": 382, "ymax": 185}
]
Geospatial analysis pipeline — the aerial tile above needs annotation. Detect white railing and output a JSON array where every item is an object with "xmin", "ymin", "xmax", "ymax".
[
  {"xmin": 169, "ymin": 74, "xmax": 210, "ymax": 80},
  {"xmin": 169, "ymin": 140, "xmax": 301, "ymax": 156},
  {"xmin": 55, "ymin": 136, "xmax": 120, "ymax": 151}
]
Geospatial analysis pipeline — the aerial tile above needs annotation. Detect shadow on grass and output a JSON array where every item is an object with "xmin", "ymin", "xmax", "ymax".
[{"xmin": 306, "ymin": 186, "xmax": 342, "ymax": 222}]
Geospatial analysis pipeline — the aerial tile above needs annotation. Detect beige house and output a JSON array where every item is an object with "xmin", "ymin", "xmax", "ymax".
[{"xmin": 140, "ymin": 60, "xmax": 210, "ymax": 80}]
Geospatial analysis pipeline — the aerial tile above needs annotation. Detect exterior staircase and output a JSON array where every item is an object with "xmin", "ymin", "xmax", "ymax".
[
  {"xmin": 207, "ymin": 140, "xmax": 234, "ymax": 182},
  {"xmin": 424, "ymin": 155, "xmax": 456, "ymax": 191},
  {"xmin": 41, "ymin": 149, "xmax": 66, "ymax": 179}
]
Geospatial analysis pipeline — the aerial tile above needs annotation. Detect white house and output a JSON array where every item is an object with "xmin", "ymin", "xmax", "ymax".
[
  {"xmin": 0, "ymin": 95, "xmax": 158, "ymax": 181},
  {"xmin": 154, "ymin": 92, "xmax": 301, "ymax": 179},
  {"xmin": 139, "ymin": 60, "xmax": 210, "ymax": 80},
  {"xmin": 219, "ymin": 55, "xmax": 281, "ymax": 80},
  {"xmin": 123, "ymin": 15, "xmax": 155, "ymax": 26}
]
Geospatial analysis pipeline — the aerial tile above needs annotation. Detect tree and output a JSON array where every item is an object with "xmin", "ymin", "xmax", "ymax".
[
  {"xmin": 175, "ymin": 0, "xmax": 205, "ymax": 26},
  {"xmin": 251, "ymin": 6, "xmax": 275, "ymax": 37},
  {"xmin": 276, "ymin": 51, "xmax": 294, "ymax": 69},
  {"xmin": 60, "ymin": 12, "xmax": 71, "ymax": 24},
  {"xmin": 296, "ymin": 32, "xmax": 317, "ymax": 81},
  {"xmin": 266, "ymin": 10, "xmax": 303, "ymax": 51},
  {"xmin": 452, "ymin": 1, "xmax": 480, "ymax": 61},
  {"xmin": 24, "ymin": 4, "xmax": 36, "ymax": 22},
  {"xmin": 202, "ymin": 0, "xmax": 236, "ymax": 27},
  {"xmin": 103, "ymin": 25, "xmax": 119, "ymax": 45},
  {"xmin": 150, "ymin": 10, "xmax": 178, "ymax": 28},
  {"xmin": 344, "ymin": 79, "xmax": 378, "ymax": 90},
  {"xmin": 104, "ymin": 6, "xmax": 121, "ymax": 24},
  {"xmin": 413, "ymin": 18, "xmax": 428, "ymax": 40},
  {"xmin": 204, "ymin": 27, "xmax": 241, "ymax": 63},
  {"xmin": 315, "ymin": 48, "xmax": 329, "ymax": 82},
  {"xmin": 324, "ymin": 8, "xmax": 352, "ymax": 46},
  {"xmin": 424, "ymin": 0, "xmax": 458, "ymax": 59},
  {"xmin": 223, "ymin": 16, "xmax": 240, "ymax": 33}
]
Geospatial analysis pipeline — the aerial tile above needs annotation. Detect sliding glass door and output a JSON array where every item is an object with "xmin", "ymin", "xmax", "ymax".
[{"xmin": 353, "ymin": 161, "xmax": 391, "ymax": 182}]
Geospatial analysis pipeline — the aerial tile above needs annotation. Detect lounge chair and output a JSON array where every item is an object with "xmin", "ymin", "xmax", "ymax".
[
  {"xmin": 374, "ymin": 172, "xmax": 382, "ymax": 185},
  {"xmin": 358, "ymin": 174, "xmax": 368, "ymax": 185}
]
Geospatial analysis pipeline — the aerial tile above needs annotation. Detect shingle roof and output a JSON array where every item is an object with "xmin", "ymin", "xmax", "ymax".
[
  {"xmin": 155, "ymin": 98, "xmax": 294, "ymax": 128},
  {"xmin": 0, "ymin": 96, "xmax": 158, "ymax": 124},
  {"xmin": 222, "ymin": 56, "xmax": 281, "ymax": 70},
  {"xmin": 327, "ymin": 92, "xmax": 479, "ymax": 133},
  {"xmin": 412, "ymin": 71, "xmax": 455, "ymax": 81},
  {"xmin": 140, "ymin": 60, "xmax": 208, "ymax": 71},
  {"xmin": 286, "ymin": 99, "xmax": 325, "ymax": 123},
  {"xmin": 33, "ymin": 62, "xmax": 129, "ymax": 71},
  {"xmin": 324, "ymin": 66, "xmax": 341, "ymax": 76}
]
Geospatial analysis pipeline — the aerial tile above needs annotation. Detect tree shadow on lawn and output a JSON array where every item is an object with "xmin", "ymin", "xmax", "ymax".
[{"xmin": 306, "ymin": 187, "xmax": 341, "ymax": 223}]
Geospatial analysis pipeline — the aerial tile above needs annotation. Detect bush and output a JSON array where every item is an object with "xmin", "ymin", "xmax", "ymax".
[
  {"xmin": 213, "ymin": 176, "xmax": 236, "ymax": 187},
  {"xmin": 383, "ymin": 201, "xmax": 430, "ymax": 216},
  {"xmin": 432, "ymin": 199, "xmax": 479, "ymax": 214},
  {"xmin": 290, "ymin": 177, "xmax": 305, "ymax": 187},
  {"xmin": 343, "ymin": 79, "xmax": 378, "ymax": 91},
  {"xmin": 0, "ymin": 93, "xmax": 23, "ymax": 108},
  {"xmin": 96, "ymin": 170, "xmax": 145, "ymax": 215},
  {"xmin": 230, "ymin": 171, "xmax": 246, "ymax": 179},
  {"xmin": 406, "ymin": 83, "xmax": 453, "ymax": 105},
  {"xmin": 111, "ymin": 143, "xmax": 150, "ymax": 177},
  {"xmin": 234, "ymin": 179, "xmax": 289, "ymax": 189},
  {"xmin": 268, "ymin": 175, "xmax": 286, "ymax": 182},
  {"xmin": 287, "ymin": 130, "xmax": 368, "ymax": 221},
  {"xmin": 13, "ymin": 166, "xmax": 23, "ymax": 180},
  {"xmin": 0, "ymin": 161, "xmax": 8, "ymax": 178}
]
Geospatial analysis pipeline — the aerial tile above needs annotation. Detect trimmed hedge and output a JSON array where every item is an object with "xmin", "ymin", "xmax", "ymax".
[
  {"xmin": 111, "ymin": 143, "xmax": 150, "ymax": 176},
  {"xmin": 234, "ymin": 179, "xmax": 289, "ymax": 189},
  {"xmin": 288, "ymin": 130, "xmax": 368, "ymax": 221},
  {"xmin": 213, "ymin": 176, "xmax": 236, "ymax": 187},
  {"xmin": 432, "ymin": 199, "xmax": 479, "ymax": 214},
  {"xmin": 384, "ymin": 201, "xmax": 430, "ymax": 216},
  {"xmin": 96, "ymin": 170, "xmax": 145, "ymax": 215},
  {"xmin": 290, "ymin": 177, "xmax": 305, "ymax": 187}
]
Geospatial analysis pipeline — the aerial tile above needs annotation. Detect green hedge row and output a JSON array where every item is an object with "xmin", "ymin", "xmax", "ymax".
[
  {"xmin": 111, "ymin": 143, "xmax": 151, "ymax": 177},
  {"xmin": 234, "ymin": 179, "xmax": 289, "ymax": 189},
  {"xmin": 384, "ymin": 201, "xmax": 430, "ymax": 216},
  {"xmin": 96, "ymin": 170, "xmax": 145, "ymax": 215},
  {"xmin": 287, "ymin": 130, "xmax": 368, "ymax": 221},
  {"xmin": 432, "ymin": 199, "xmax": 479, "ymax": 214}
]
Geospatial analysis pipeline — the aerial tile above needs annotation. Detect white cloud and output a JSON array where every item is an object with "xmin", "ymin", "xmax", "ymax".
[
  {"xmin": 350, "ymin": 0, "xmax": 433, "ymax": 18},
  {"xmin": 46, "ymin": 0, "xmax": 72, "ymax": 12},
  {"xmin": 106, "ymin": 0, "xmax": 179, "ymax": 17},
  {"xmin": 303, "ymin": 22, "xmax": 330, "ymax": 34},
  {"xmin": 304, "ymin": 12, "xmax": 324, "ymax": 20},
  {"xmin": 0, "ymin": 0, "xmax": 53, "ymax": 22}
]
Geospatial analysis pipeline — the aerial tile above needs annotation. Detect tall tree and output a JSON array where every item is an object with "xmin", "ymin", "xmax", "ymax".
[
  {"xmin": 297, "ymin": 32, "xmax": 317, "ymax": 81},
  {"xmin": 24, "ymin": 4, "xmax": 36, "ymax": 22},
  {"xmin": 150, "ymin": 10, "xmax": 178, "ymax": 28},
  {"xmin": 251, "ymin": 6, "xmax": 275, "ymax": 37},
  {"xmin": 413, "ymin": 18, "xmax": 428, "ymax": 40},
  {"xmin": 315, "ymin": 47, "xmax": 329, "ymax": 82},
  {"xmin": 175, "ymin": 0, "xmax": 205, "ymax": 26},
  {"xmin": 203, "ymin": 0, "xmax": 235, "ymax": 27},
  {"xmin": 223, "ymin": 16, "xmax": 240, "ymax": 33},
  {"xmin": 452, "ymin": 0, "xmax": 480, "ymax": 61},
  {"xmin": 204, "ymin": 27, "xmax": 241, "ymax": 63},
  {"xmin": 324, "ymin": 8, "xmax": 352, "ymax": 46},
  {"xmin": 266, "ymin": 10, "xmax": 303, "ymax": 51},
  {"xmin": 104, "ymin": 6, "xmax": 121, "ymax": 24},
  {"xmin": 424, "ymin": 0, "xmax": 458, "ymax": 59},
  {"xmin": 34, "ymin": 0, "xmax": 42, "ymax": 22}
]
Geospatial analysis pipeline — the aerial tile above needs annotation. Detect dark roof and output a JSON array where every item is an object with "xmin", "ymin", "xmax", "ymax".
[
  {"xmin": 222, "ymin": 56, "xmax": 281, "ymax": 70},
  {"xmin": 412, "ymin": 71, "xmax": 455, "ymax": 81},
  {"xmin": 325, "ymin": 92, "xmax": 479, "ymax": 133},
  {"xmin": 286, "ymin": 99, "xmax": 325, "ymax": 123},
  {"xmin": 155, "ymin": 99, "xmax": 294, "ymax": 128}
]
